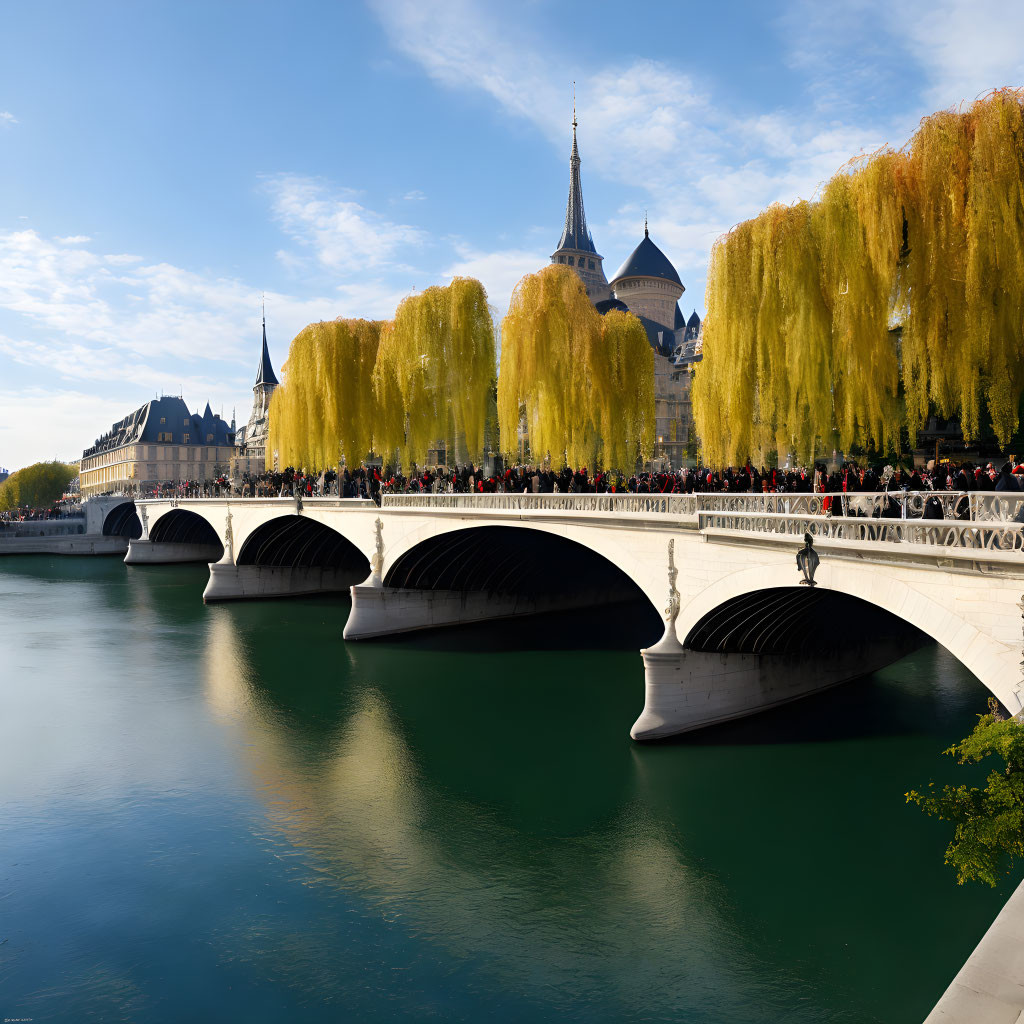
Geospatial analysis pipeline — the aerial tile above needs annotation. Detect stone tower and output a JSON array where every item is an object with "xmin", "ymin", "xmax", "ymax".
[
  {"xmin": 550, "ymin": 114, "xmax": 612, "ymax": 304},
  {"xmin": 609, "ymin": 221, "xmax": 685, "ymax": 331}
]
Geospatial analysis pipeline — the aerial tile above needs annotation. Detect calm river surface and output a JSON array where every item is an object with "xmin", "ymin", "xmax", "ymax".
[{"xmin": 0, "ymin": 555, "xmax": 1018, "ymax": 1023}]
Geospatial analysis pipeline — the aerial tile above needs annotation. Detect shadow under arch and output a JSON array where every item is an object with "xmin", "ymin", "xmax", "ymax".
[
  {"xmin": 150, "ymin": 508, "xmax": 224, "ymax": 559},
  {"xmin": 683, "ymin": 586, "xmax": 924, "ymax": 655},
  {"xmin": 385, "ymin": 525, "xmax": 652, "ymax": 603},
  {"xmin": 237, "ymin": 514, "xmax": 370, "ymax": 576},
  {"xmin": 102, "ymin": 501, "xmax": 143, "ymax": 539},
  {"xmin": 674, "ymin": 559, "xmax": 1022, "ymax": 717}
]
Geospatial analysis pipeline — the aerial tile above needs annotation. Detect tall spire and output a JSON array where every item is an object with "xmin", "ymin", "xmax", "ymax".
[
  {"xmin": 556, "ymin": 88, "xmax": 597, "ymax": 255},
  {"xmin": 254, "ymin": 298, "xmax": 279, "ymax": 389}
]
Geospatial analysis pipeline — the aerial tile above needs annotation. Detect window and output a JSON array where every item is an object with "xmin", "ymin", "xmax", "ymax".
[
  {"xmin": 589, "ymin": 260, "xmax": 595, "ymax": 270},
  {"xmin": 558, "ymin": 255, "xmax": 565, "ymax": 263},
  {"xmin": 206, "ymin": 433, "xmax": 214, "ymax": 443},
  {"xmin": 159, "ymin": 417, "xmax": 166, "ymax": 425},
  {"xmin": 183, "ymin": 433, "xmax": 190, "ymax": 444},
  {"xmin": 184, "ymin": 419, "xmax": 189, "ymax": 427}
]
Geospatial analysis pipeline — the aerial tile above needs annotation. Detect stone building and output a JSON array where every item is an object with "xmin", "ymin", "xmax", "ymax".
[
  {"xmin": 232, "ymin": 313, "xmax": 279, "ymax": 477},
  {"xmin": 551, "ymin": 117, "xmax": 701, "ymax": 467},
  {"xmin": 80, "ymin": 396, "xmax": 235, "ymax": 497}
]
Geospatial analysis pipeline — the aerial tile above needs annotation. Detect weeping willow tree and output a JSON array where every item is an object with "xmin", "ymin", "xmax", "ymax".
[
  {"xmin": 498, "ymin": 264, "xmax": 654, "ymax": 469},
  {"xmin": 371, "ymin": 277, "xmax": 496, "ymax": 467},
  {"xmin": 267, "ymin": 318, "xmax": 385, "ymax": 470},
  {"xmin": 694, "ymin": 88, "xmax": 1024, "ymax": 465}
]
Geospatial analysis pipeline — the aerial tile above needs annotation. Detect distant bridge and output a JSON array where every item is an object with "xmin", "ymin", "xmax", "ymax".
[{"xmin": 105, "ymin": 490, "xmax": 1024, "ymax": 740}]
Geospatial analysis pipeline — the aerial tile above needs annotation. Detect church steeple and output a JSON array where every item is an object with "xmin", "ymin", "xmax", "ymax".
[
  {"xmin": 551, "ymin": 97, "xmax": 611, "ymax": 304},
  {"xmin": 556, "ymin": 106, "xmax": 597, "ymax": 254},
  {"xmin": 254, "ymin": 300, "xmax": 278, "ymax": 389}
]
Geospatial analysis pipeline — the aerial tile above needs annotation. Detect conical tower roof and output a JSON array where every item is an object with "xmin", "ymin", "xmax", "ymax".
[
  {"xmin": 555, "ymin": 117, "xmax": 598, "ymax": 255},
  {"xmin": 610, "ymin": 226, "xmax": 682, "ymax": 287},
  {"xmin": 254, "ymin": 314, "xmax": 278, "ymax": 388}
]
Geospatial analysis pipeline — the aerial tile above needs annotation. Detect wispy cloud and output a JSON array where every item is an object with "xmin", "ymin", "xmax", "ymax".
[
  {"xmin": 0, "ymin": 111, "xmax": 17, "ymax": 126},
  {"xmin": 264, "ymin": 174, "xmax": 427, "ymax": 272}
]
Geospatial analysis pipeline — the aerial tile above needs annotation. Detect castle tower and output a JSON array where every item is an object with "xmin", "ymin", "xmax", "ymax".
[
  {"xmin": 551, "ymin": 112, "xmax": 612, "ymax": 304},
  {"xmin": 609, "ymin": 221, "xmax": 685, "ymax": 331},
  {"xmin": 236, "ymin": 305, "xmax": 279, "ymax": 467}
]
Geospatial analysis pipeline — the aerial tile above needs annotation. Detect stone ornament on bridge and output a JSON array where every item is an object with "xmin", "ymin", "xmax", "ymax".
[
  {"xmin": 370, "ymin": 517, "xmax": 385, "ymax": 587},
  {"xmin": 797, "ymin": 532, "xmax": 820, "ymax": 587},
  {"xmin": 664, "ymin": 538, "xmax": 681, "ymax": 642},
  {"xmin": 223, "ymin": 507, "xmax": 234, "ymax": 563}
]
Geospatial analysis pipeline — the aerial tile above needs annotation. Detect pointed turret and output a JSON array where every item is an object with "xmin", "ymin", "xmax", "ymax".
[
  {"xmin": 254, "ymin": 312, "xmax": 278, "ymax": 388},
  {"xmin": 550, "ymin": 104, "xmax": 611, "ymax": 304}
]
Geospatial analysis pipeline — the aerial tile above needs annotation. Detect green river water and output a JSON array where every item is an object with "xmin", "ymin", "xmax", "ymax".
[{"xmin": 0, "ymin": 555, "xmax": 1018, "ymax": 1023}]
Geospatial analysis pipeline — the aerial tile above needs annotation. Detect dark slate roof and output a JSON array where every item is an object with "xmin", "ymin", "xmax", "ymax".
[
  {"xmin": 635, "ymin": 314, "xmax": 679, "ymax": 358},
  {"xmin": 686, "ymin": 309, "xmax": 701, "ymax": 330},
  {"xmin": 82, "ymin": 396, "xmax": 235, "ymax": 458},
  {"xmin": 594, "ymin": 297, "xmax": 630, "ymax": 316},
  {"xmin": 255, "ymin": 319, "xmax": 279, "ymax": 388},
  {"xmin": 554, "ymin": 123, "xmax": 598, "ymax": 256},
  {"xmin": 673, "ymin": 303, "xmax": 686, "ymax": 331},
  {"xmin": 609, "ymin": 228, "xmax": 683, "ymax": 287}
]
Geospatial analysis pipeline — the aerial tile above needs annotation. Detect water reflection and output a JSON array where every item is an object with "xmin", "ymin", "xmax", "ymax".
[{"xmin": 200, "ymin": 605, "xmax": 774, "ymax": 1022}]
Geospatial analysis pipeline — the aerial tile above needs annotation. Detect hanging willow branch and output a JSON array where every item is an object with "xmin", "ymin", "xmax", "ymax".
[
  {"xmin": 267, "ymin": 318, "xmax": 385, "ymax": 471},
  {"xmin": 371, "ymin": 277, "xmax": 497, "ymax": 467},
  {"xmin": 693, "ymin": 88, "xmax": 1024, "ymax": 465},
  {"xmin": 498, "ymin": 264, "xmax": 654, "ymax": 469}
]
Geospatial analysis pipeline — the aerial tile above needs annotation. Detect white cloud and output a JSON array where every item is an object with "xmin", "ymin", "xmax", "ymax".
[
  {"xmin": 443, "ymin": 244, "xmax": 552, "ymax": 318},
  {"xmin": 890, "ymin": 0, "xmax": 1024, "ymax": 108},
  {"xmin": 265, "ymin": 174, "xmax": 427, "ymax": 272},
  {"xmin": 403, "ymin": 189, "xmax": 427, "ymax": 201},
  {"xmin": 0, "ymin": 388, "xmax": 126, "ymax": 468},
  {"xmin": 369, "ymin": 0, "xmax": 901, "ymax": 315},
  {"xmin": 0, "ymin": 111, "xmax": 17, "ymax": 126}
]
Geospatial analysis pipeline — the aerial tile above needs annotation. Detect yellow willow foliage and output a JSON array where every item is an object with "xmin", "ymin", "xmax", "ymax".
[
  {"xmin": 813, "ymin": 154, "xmax": 904, "ymax": 453},
  {"xmin": 694, "ymin": 89, "xmax": 1024, "ymax": 462},
  {"xmin": 371, "ymin": 277, "xmax": 496, "ymax": 467},
  {"xmin": 594, "ymin": 310, "xmax": 655, "ymax": 469},
  {"xmin": 498, "ymin": 265, "xmax": 654, "ymax": 469},
  {"xmin": 966, "ymin": 91, "xmax": 1024, "ymax": 443},
  {"xmin": 267, "ymin": 318, "xmax": 385, "ymax": 471}
]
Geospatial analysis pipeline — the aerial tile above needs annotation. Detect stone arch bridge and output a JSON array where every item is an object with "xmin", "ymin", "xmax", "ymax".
[{"xmin": 118, "ymin": 490, "xmax": 1024, "ymax": 740}]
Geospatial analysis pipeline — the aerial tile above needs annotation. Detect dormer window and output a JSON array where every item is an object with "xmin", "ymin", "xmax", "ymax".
[
  {"xmin": 159, "ymin": 417, "xmax": 166, "ymax": 425},
  {"xmin": 206, "ymin": 433, "xmax": 214, "ymax": 443}
]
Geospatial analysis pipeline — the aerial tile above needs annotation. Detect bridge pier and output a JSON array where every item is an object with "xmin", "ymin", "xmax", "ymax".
[
  {"xmin": 125, "ymin": 538, "xmax": 223, "ymax": 564},
  {"xmin": 631, "ymin": 628, "xmax": 923, "ymax": 740},
  {"xmin": 203, "ymin": 560, "xmax": 366, "ymax": 602},
  {"xmin": 343, "ymin": 583, "xmax": 619, "ymax": 640}
]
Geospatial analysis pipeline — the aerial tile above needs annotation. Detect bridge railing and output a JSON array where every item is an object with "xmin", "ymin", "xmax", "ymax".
[
  {"xmin": 381, "ymin": 490, "xmax": 1024, "ymax": 522},
  {"xmin": 698, "ymin": 510, "xmax": 1024, "ymax": 553},
  {"xmin": 381, "ymin": 492, "xmax": 701, "ymax": 515}
]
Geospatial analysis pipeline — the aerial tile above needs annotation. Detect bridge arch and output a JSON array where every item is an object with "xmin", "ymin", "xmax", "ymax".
[
  {"xmin": 675, "ymin": 560, "xmax": 1022, "ymax": 715},
  {"xmin": 385, "ymin": 524, "xmax": 656, "ymax": 609},
  {"xmin": 149, "ymin": 508, "xmax": 224, "ymax": 559},
  {"xmin": 101, "ymin": 501, "xmax": 143, "ymax": 539},
  {"xmin": 237, "ymin": 514, "xmax": 370, "ymax": 576}
]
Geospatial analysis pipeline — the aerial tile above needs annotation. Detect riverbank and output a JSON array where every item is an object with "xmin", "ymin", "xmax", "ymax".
[{"xmin": 0, "ymin": 533, "xmax": 127, "ymax": 556}]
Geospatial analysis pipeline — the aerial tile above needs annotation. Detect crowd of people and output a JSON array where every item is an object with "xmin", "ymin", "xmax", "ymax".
[{"xmin": 222, "ymin": 456, "xmax": 1024, "ymax": 505}]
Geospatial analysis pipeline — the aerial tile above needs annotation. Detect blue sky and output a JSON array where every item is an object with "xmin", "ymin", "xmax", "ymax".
[{"xmin": 1, "ymin": 0, "xmax": 1022, "ymax": 469}]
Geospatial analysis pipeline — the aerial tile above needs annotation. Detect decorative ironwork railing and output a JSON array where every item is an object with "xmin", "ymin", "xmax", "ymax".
[
  {"xmin": 697, "ymin": 510, "xmax": 1024, "ymax": 553},
  {"xmin": 381, "ymin": 492, "xmax": 701, "ymax": 515},
  {"xmin": 381, "ymin": 490, "xmax": 1024, "ymax": 522}
]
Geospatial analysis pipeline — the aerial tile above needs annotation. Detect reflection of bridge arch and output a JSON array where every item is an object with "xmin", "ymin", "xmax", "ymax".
[
  {"xmin": 237, "ymin": 515, "xmax": 370, "ymax": 576},
  {"xmin": 675, "ymin": 562, "xmax": 1021, "ymax": 715},
  {"xmin": 101, "ymin": 501, "xmax": 143, "ymax": 539},
  {"xmin": 149, "ymin": 508, "xmax": 224, "ymax": 559}
]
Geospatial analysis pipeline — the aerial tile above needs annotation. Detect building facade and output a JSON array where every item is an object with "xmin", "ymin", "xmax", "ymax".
[
  {"xmin": 551, "ymin": 119, "xmax": 702, "ymax": 468},
  {"xmin": 80, "ymin": 396, "xmax": 236, "ymax": 496},
  {"xmin": 232, "ymin": 314, "xmax": 279, "ymax": 478}
]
